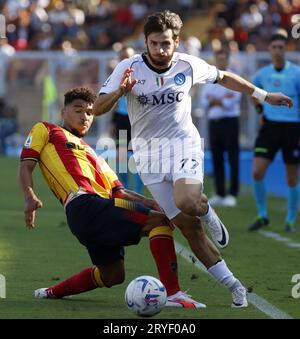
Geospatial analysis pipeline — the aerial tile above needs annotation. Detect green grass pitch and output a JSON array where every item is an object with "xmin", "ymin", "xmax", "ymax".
[{"xmin": 0, "ymin": 156, "xmax": 299, "ymax": 319}]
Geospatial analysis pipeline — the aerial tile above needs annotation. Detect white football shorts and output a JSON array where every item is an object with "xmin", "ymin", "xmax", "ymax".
[{"xmin": 136, "ymin": 149, "xmax": 204, "ymax": 220}]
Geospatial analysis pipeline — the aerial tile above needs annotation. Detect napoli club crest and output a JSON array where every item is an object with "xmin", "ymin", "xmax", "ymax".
[{"xmin": 174, "ymin": 73, "xmax": 186, "ymax": 85}]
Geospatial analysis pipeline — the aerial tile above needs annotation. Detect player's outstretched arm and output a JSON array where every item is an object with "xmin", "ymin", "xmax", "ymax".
[
  {"xmin": 93, "ymin": 90, "xmax": 123, "ymax": 117},
  {"xmin": 93, "ymin": 68, "xmax": 137, "ymax": 116},
  {"xmin": 19, "ymin": 160, "xmax": 43, "ymax": 229},
  {"xmin": 218, "ymin": 70, "xmax": 293, "ymax": 108}
]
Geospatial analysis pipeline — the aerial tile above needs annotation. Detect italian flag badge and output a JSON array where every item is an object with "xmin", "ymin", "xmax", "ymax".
[{"xmin": 156, "ymin": 77, "xmax": 164, "ymax": 87}]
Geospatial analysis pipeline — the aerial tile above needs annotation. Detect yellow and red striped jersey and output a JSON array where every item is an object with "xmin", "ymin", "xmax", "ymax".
[{"xmin": 21, "ymin": 122, "xmax": 123, "ymax": 205}]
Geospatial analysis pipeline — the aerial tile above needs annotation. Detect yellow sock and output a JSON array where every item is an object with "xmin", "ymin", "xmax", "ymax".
[
  {"xmin": 149, "ymin": 225, "xmax": 173, "ymax": 239},
  {"xmin": 92, "ymin": 266, "xmax": 105, "ymax": 288}
]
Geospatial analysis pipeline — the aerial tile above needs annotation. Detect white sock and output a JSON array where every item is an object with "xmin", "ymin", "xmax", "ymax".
[{"xmin": 208, "ymin": 260, "xmax": 241, "ymax": 290}]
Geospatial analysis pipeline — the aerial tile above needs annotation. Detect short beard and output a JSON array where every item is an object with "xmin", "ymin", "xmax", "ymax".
[
  {"xmin": 62, "ymin": 125, "xmax": 84, "ymax": 138},
  {"xmin": 71, "ymin": 128, "xmax": 84, "ymax": 138},
  {"xmin": 146, "ymin": 46, "xmax": 173, "ymax": 68}
]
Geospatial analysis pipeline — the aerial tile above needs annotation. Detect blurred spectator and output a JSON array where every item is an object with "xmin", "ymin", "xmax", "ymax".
[
  {"xmin": 0, "ymin": 37, "xmax": 15, "ymax": 56},
  {"xmin": 200, "ymin": 49, "xmax": 242, "ymax": 207},
  {"xmin": 205, "ymin": 0, "xmax": 300, "ymax": 52},
  {"xmin": 0, "ymin": 97, "xmax": 18, "ymax": 154},
  {"xmin": 129, "ymin": 1, "xmax": 148, "ymax": 24},
  {"xmin": 0, "ymin": 0, "xmax": 299, "ymax": 52},
  {"xmin": 109, "ymin": 44, "xmax": 144, "ymax": 194},
  {"xmin": 0, "ymin": 37, "xmax": 15, "ymax": 99},
  {"xmin": 179, "ymin": 36, "xmax": 202, "ymax": 57},
  {"xmin": 29, "ymin": 0, "xmax": 48, "ymax": 34}
]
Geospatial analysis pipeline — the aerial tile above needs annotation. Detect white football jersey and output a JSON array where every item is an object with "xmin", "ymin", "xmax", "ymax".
[{"xmin": 100, "ymin": 52, "xmax": 218, "ymax": 156}]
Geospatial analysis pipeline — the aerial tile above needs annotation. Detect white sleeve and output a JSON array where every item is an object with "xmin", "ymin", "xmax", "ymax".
[
  {"xmin": 189, "ymin": 55, "xmax": 218, "ymax": 85},
  {"xmin": 99, "ymin": 59, "xmax": 132, "ymax": 94}
]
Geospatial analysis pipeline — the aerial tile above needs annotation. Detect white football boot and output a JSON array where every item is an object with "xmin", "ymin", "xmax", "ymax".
[
  {"xmin": 201, "ymin": 206, "xmax": 229, "ymax": 248},
  {"xmin": 231, "ymin": 286, "xmax": 248, "ymax": 308},
  {"xmin": 34, "ymin": 288, "xmax": 71, "ymax": 299},
  {"xmin": 165, "ymin": 291, "xmax": 206, "ymax": 309},
  {"xmin": 34, "ymin": 288, "xmax": 55, "ymax": 299}
]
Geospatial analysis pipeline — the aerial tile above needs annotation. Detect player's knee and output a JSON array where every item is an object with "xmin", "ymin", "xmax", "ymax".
[
  {"xmin": 198, "ymin": 194, "xmax": 209, "ymax": 215},
  {"xmin": 175, "ymin": 193, "xmax": 208, "ymax": 217},
  {"xmin": 174, "ymin": 196, "xmax": 199, "ymax": 216},
  {"xmin": 286, "ymin": 174, "xmax": 298, "ymax": 187},
  {"xmin": 201, "ymin": 193, "xmax": 208, "ymax": 204},
  {"xmin": 252, "ymin": 167, "xmax": 263, "ymax": 180}
]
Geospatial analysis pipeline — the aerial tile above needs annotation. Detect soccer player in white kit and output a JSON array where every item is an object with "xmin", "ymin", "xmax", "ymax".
[{"xmin": 93, "ymin": 11, "xmax": 292, "ymax": 308}]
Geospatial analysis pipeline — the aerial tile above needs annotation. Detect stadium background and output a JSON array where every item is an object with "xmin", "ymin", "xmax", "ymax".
[
  {"xmin": 1, "ymin": 0, "xmax": 300, "ymax": 195},
  {"xmin": 0, "ymin": 0, "xmax": 299, "ymax": 319}
]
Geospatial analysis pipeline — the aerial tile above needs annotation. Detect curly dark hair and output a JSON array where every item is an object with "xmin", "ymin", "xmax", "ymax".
[
  {"xmin": 144, "ymin": 10, "xmax": 183, "ymax": 40},
  {"xmin": 64, "ymin": 87, "xmax": 97, "ymax": 106}
]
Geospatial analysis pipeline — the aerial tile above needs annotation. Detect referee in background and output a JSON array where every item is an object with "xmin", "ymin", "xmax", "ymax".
[{"xmin": 248, "ymin": 32, "xmax": 300, "ymax": 232}]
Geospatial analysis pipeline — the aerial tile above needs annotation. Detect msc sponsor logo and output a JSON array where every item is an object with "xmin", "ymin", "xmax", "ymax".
[
  {"xmin": 137, "ymin": 92, "xmax": 184, "ymax": 106},
  {"xmin": 137, "ymin": 93, "xmax": 150, "ymax": 106}
]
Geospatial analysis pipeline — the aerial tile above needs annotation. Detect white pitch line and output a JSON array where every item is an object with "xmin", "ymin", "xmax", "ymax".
[
  {"xmin": 259, "ymin": 230, "xmax": 300, "ymax": 249},
  {"xmin": 287, "ymin": 243, "xmax": 300, "ymax": 248},
  {"xmin": 247, "ymin": 294, "xmax": 293, "ymax": 319},
  {"xmin": 174, "ymin": 240, "xmax": 293, "ymax": 319}
]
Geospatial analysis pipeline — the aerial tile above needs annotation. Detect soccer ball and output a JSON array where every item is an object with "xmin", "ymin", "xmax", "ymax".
[{"xmin": 125, "ymin": 275, "xmax": 167, "ymax": 317}]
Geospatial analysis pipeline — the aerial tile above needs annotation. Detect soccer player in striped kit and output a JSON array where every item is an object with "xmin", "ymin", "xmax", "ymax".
[{"xmin": 19, "ymin": 87, "xmax": 204, "ymax": 307}]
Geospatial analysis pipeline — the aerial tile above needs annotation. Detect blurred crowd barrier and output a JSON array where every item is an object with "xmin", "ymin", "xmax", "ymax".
[{"xmin": 0, "ymin": 50, "xmax": 299, "ymax": 155}]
